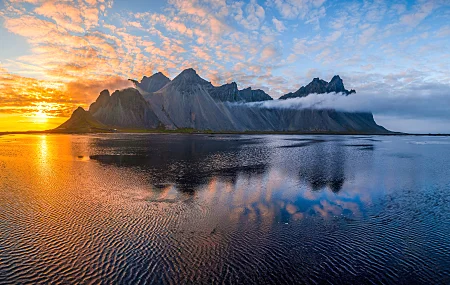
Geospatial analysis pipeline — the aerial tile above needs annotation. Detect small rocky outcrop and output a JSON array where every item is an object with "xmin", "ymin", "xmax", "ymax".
[{"xmin": 55, "ymin": 107, "xmax": 108, "ymax": 132}]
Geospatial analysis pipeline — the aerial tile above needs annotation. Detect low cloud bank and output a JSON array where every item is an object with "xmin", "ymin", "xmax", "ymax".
[{"xmin": 227, "ymin": 82, "xmax": 450, "ymax": 133}]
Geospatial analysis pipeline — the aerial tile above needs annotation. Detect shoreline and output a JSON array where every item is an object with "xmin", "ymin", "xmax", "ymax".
[{"xmin": 1, "ymin": 129, "xmax": 449, "ymax": 136}]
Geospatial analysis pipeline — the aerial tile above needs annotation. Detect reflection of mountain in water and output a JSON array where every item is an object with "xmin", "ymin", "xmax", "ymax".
[
  {"xmin": 87, "ymin": 134, "xmax": 373, "ymax": 224},
  {"xmin": 90, "ymin": 135, "xmax": 270, "ymax": 192},
  {"xmin": 89, "ymin": 135, "xmax": 356, "ymax": 194},
  {"xmin": 297, "ymin": 140, "xmax": 346, "ymax": 192},
  {"xmin": 275, "ymin": 138, "xmax": 348, "ymax": 193}
]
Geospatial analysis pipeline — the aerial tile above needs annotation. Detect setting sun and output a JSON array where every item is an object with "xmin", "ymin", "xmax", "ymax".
[
  {"xmin": 1, "ymin": 0, "xmax": 450, "ymax": 284},
  {"xmin": 32, "ymin": 109, "xmax": 49, "ymax": 123}
]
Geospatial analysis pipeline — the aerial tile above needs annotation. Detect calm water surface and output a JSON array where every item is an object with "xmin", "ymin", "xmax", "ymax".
[{"xmin": 0, "ymin": 134, "xmax": 449, "ymax": 284}]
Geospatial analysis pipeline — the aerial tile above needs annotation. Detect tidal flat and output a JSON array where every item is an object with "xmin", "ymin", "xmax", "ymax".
[{"xmin": 0, "ymin": 134, "xmax": 449, "ymax": 284}]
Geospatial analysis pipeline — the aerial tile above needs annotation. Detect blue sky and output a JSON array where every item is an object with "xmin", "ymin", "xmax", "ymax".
[{"xmin": 0, "ymin": 0, "xmax": 449, "ymax": 132}]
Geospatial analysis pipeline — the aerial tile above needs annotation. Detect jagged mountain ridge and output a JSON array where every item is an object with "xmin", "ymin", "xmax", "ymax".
[
  {"xmin": 56, "ymin": 68, "xmax": 389, "ymax": 133},
  {"xmin": 238, "ymin": 87, "xmax": 273, "ymax": 102},
  {"xmin": 280, "ymin": 75, "xmax": 356, "ymax": 100},
  {"xmin": 131, "ymin": 69, "xmax": 272, "ymax": 103}
]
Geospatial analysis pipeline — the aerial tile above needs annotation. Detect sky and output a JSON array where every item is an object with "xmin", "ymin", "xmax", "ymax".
[{"xmin": 0, "ymin": 0, "xmax": 449, "ymax": 133}]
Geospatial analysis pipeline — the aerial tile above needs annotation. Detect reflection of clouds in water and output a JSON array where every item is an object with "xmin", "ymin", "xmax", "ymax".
[
  {"xmin": 3, "ymin": 134, "xmax": 450, "ymax": 284},
  {"xmin": 86, "ymin": 134, "xmax": 380, "ymax": 225},
  {"xmin": 178, "ymin": 167, "xmax": 366, "ymax": 228}
]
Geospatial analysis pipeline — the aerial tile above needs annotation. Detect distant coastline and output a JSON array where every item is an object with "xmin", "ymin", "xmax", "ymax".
[{"xmin": 1, "ymin": 129, "xmax": 449, "ymax": 136}]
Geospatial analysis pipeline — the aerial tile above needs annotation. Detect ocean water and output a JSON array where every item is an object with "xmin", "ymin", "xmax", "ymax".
[{"xmin": 0, "ymin": 134, "xmax": 449, "ymax": 284}]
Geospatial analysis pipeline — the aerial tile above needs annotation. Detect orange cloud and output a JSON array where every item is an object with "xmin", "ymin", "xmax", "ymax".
[
  {"xmin": 0, "ymin": 67, "xmax": 131, "ymax": 117},
  {"xmin": 0, "ymin": 0, "xmax": 289, "ymax": 131}
]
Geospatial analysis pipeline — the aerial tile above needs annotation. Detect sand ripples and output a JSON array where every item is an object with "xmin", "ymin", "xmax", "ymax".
[{"xmin": 1, "ymin": 134, "xmax": 450, "ymax": 284}]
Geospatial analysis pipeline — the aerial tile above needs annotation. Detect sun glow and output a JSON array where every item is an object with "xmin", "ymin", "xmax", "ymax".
[{"xmin": 32, "ymin": 109, "xmax": 49, "ymax": 123}]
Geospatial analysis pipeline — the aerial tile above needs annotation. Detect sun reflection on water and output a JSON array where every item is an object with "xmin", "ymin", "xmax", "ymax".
[{"xmin": 37, "ymin": 135, "xmax": 49, "ymax": 173}]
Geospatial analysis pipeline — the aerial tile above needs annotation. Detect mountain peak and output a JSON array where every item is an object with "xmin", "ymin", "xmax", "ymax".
[
  {"xmin": 172, "ymin": 68, "xmax": 210, "ymax": 85},
  {"xmin": 182, "ymin": 68, "xmax": 196, "ymax": 73},
  {"xmin": 74, "ymin": 106, "xmax": 86, "ymax": 115},
  {"xmin": 142, "ymin": 71, "xmax": 169, "ymax": 82},
  {"xmin": 99, "ymin": 89, "xmax": 110, "ymax": 98},
  {"xmin": 326, "ymin": 75, "xmax": 353, "ymax": 94},
  {"xmin": 154, "ymin": 71, "xmax": 166, "ymax": 77},
  {"xmin": 330, "ymin": 75, "xmax": 341, "ymax": 81},
  {"xmin": 133, "ymin": 72, "xmax": 171, "ymax": 93},
  {"xmin": 279, "ymin": 75, "xmax": 354, "ymax": 100},
  {"xmin": 177, "ymin": 68, "xmax": 199, "ymax": 78}
]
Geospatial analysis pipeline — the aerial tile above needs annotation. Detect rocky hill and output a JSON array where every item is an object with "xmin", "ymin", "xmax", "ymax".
[{"xmin": 54, "ymin": 107, "xmax": 109, "ymax": 132}]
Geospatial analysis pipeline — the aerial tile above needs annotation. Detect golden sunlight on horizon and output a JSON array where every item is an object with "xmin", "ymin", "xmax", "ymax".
[
  {"xmin": 0, "ymin": 113, "xmax": 68, "ymax": 132},
  {"xmin": 1, "ymin": 62, "xmax": 131, "ymax": 132}
]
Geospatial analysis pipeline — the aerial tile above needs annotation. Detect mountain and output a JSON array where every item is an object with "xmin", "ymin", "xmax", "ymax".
[
  {"xmin": 209, "ymin": 82, "xmax": 240, "ymax": 102},
  {"xmin": 57, "ymin": 68, "xmax": 390, "ymax": 134},
  {"xmin": 280, "ymin": 75, "xmax": 355, "ymax": 100},
  {"xmin": 208, "ymin": 83, "xmax": 272, "ymax": 103},
  {"xmin": 54, "ymin": 107, "xmax": 108, "ymax": 132},
  {"xmin": 129, "ymin": 72, "xmax": 171, "ymax": 94},
  {"xmin": 134, "ymin": 71, "xmax": 273, "ymax": 103},
  {"xmin": 145, "ymin": 68, "xmax": 236, "ymax": 130},
  {"xmin": 238, "ymin": 87, "xmax": 273, "ymax": 102},
  {"xmin": 227, "ymin": 106, "xmax": 388, "ymax": 133},
  {"xmin": 88, "ymin": 88, "xmax": 162, "ymax": 129}
]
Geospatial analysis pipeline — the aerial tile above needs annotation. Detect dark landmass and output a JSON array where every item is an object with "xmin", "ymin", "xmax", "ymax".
[
  {"xmin": 51, "ymin": 68, "xmax": 391, "ymax": 134},
  {"xmin": 279, "ymin": 75, "xmax": 355, "ymax": 100},
  {"xmin": 54, "ymin": 106, "xmax": 110, "ymax": 133},
  {"xmin": 3, "ymin": 129, "xmax": 450, "ymax": 136}
]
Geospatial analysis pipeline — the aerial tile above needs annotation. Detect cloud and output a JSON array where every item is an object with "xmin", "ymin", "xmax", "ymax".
[
  {"xmin": 358, "ymin": 26, "xmax": 377, "ymax": 45},
  {"xmin": 260, "ymin": 44, "xmax": 282, "ymax": 62},
  {"xmin": 234, "ymin": 0, "xmax": 265, "ymax": 30},
  {"xmin": 400, "ymin": 1, "xmax": 435, "ymax": 27},
  {"xmin": 228, "ymin": 80, "xmax": 450, "ymax": 133},
  {"xmin": 268, "ymin": 0, "xmax": 326, "ymax": 25},
  {"xmin": 1, "ymin": 0, "xmax": 450, "ymax": 133},
  {"xmin": 0, "ymin": 67, "xmax": 131, "ymax": 116},
  {"xmin": 272, "ymin": 17, "xmax": 286, "ymax": 32},
  {"xmin": 435, "ymin": 25, "xmax": 450, "ymax": 37}
]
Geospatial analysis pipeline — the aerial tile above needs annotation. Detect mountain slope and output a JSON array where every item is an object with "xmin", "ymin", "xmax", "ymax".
[
  {"xmin": 145, "ymin": 69, "xmax": 237, "ymax": 130},
  {"xmin": 89, "ymin": 88, "xmax": 162, "ymax": 129},
  {"xmin": 143, "ymin": 68, "xmax": 387, "ymax": 133}
]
